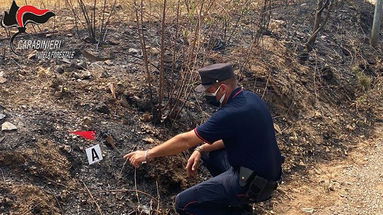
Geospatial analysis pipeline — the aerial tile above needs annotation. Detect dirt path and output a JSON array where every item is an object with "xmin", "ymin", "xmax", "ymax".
[{"xmin": 271, "ymin": 124, "xmax": 383, "ymax": 215}]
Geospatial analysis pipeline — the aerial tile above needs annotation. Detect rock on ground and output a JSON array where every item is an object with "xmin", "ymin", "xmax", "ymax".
[{"xmin": 1, "ymin": 122, "xmax": 17, "ymax": 131}]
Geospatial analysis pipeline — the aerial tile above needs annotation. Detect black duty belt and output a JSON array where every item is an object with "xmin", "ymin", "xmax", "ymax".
[{"xmin": 239, "ymin": 167, "xmax": 279, "ymax": 202}]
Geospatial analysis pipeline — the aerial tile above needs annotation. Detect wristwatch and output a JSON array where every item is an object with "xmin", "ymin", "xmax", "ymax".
[
  {"xmin": 142, "ymin": 150, "xmax": 150, "ymax": 164},
  {"xmin": 195, "ymin": 145, "xmax": 204, "ymax": 153}
]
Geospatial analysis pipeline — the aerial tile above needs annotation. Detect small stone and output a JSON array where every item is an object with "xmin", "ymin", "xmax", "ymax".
[
  {"xmin": 142, "ymin": 137, "xmax": 155, "ymax": 144},
  {"xmin": 59, "ymin": 144, "xmax": 72, "ymax": 153},
  {"xmin": 95, "ymin": 103, "xmax": 110, "ymax": 114},
  {"xmin": 77, "ymin": 61, "xmax": 87, "ymax": 69},
  {"xmin": 53, "ymin": 90, "xmax": 63, "ymax": 98},
  {"xmin": 328, "ymin": 184, "xmax": 336, "ymax": 191},
  {"xmin": 128, "ymin": 48, "xmax": 140, "ymax": 54},
  {"xmin": 55, "ymin": 66, "xmax": 65, "ymax": 74},
  {"xmin": 150, "ymin": 47, "xmax": 160, "ymax": 55},
  {"xmin": 0, "ymin": 77, "xmax": 6, "ymax": 84},
  {"xmin": 0, "ymin": 71, "xmax": 6, "ymax": 83},
  {"xmin": 120, "ymin": 96, "xmax": 129, "ymax": 108},
  {"xmin": 0, "ymin": 113, "xmax": 5, "ymax": 120},
  {"xmin": 289, "ymin": 135, "xmax": 298, "ymax": 141},
  {"xmin": 37, "ymin": 67, "xmax": 50, "ymax": 77},
  {"xmin": 100, "ymin": 71, "xmax": 110, "ymax": 78},
  {"xmin": 346, "ymin": 124, "xmax": 356, "ymax": 131},
  {"xmin": 314, "ymin": 110, "xmax": 322, "ymax": 118},
  {"xmin": 301, "ymin": 208, "xmax": 314, "ymax": 213},
  {"xmin": 122, "ymin": 118, "xmax": 129, "ymax": 125},
  {"xmin": 105, "ymin": 135, "xmax": 117, "ymax": 149},
  {"xmin": 82, "ymin": 116, "xmax": 92, "ymax": 127},
  {"xmin": 142, "ymin": 113, "xmax": 152, "ymax": 122},
  {"xmin": 82, "ymin": 71, "xmax": 92, "ymax": 79},
  {"xmin": 104, "ymin": 59, "xmax": 113, "ymax": 65},
  {"xmin": 74, "ymin": 71, "xmax": 92, "ymax": 80},
  {"xmin": 1, "ymin": 122, "xmax": 17, "ymax": 131}
]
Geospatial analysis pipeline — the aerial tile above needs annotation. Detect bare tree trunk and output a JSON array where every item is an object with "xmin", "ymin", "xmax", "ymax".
[
  {"xmin": 134, "ymin": 0, "xmax": 154, "ymax": 106},
  {"xmin": 313, "ymin": 0, "xmax": 324, "ymax": 31},
  {"xmin": 306, "ymin": 0, "xmax": 331, "ymax": 51},
  {"xmin": 371, "ymin": 0, "xmax": 383, "ymax": 47},
  {"xmin": 158, "ymin": 0, "xmax": 167, "ymax": 120}
]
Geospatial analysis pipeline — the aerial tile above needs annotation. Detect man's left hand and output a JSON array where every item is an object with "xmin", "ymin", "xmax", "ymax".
[
  {"xmin": 123, "ymin": 150, "xmax": 146, "ymax": 168},
  {"xmin": 185, "ymin": 150, "xmax": 202, "ymax": 177}
]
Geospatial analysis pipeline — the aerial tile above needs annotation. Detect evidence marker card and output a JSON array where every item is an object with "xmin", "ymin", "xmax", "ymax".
[{"xmin": 86, "ymin": 144, "xmax": 103, "ymax": 165}]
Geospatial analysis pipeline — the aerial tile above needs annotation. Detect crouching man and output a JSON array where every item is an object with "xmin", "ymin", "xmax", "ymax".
[{"xmin": 124, "ymin": 63, "xmax": 283, "ymax": 215}]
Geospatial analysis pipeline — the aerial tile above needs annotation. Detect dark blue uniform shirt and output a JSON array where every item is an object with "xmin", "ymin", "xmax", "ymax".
[{"xmin": 194, "ymin": 87, "xmax": 282, "ymax": 181}]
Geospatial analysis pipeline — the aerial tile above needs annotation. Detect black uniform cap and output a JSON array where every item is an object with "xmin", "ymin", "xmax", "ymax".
[{"xmin": 195, "ymin": 63, "xmax": 234, "ymax": 93}]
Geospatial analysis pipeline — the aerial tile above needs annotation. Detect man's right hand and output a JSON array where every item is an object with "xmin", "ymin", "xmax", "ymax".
[{"xmin": 185, "ymin": 150, "xmax": 202, "ymax": 177}]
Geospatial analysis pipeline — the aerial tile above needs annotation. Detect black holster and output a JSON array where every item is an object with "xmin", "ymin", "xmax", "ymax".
[{"xmin": 239, "ymin": 167, "xmax": 278, "ymax": 203}]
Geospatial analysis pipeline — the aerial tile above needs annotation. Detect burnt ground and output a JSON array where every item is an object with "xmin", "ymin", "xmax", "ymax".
[{"xmin": 0, "ymin": 0, "xmax": 382, "ymax": 214}]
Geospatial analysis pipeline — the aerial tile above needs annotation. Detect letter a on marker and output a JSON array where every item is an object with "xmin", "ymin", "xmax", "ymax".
[
  {"xmin": 91, "ymin": 148, "xmax": 99, "ymax": 161},
  {"xmin": 86, "ymin": 144, "xmax": 103, "ymax": 165}
]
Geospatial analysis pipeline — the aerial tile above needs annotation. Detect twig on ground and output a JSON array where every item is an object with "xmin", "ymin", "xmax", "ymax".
[
  {"xmin": 119, "ymin": 159, "xmax": 128, "ymax": 177},
  {"xmin": 313, "ymin": 50, "xmax": 319, "ymax": 105},
  {"xmin": 149, "ymin": 199, "xmax": 153, "ymax": 214},
  {"xmin": 134, "ymin": 168, "xmax": 140, "ymax": 205},
  {"xmin": 0, "ymin": 168, "xmax": 5, "ymax": 181},
  {"xmin": 156, "ymin": 180, "xmax": 160, "ymax": 212},
  {"xmin": 261, "ymin": 71, "xmax": 271, "ymax": 99},
  {"xmin": 46, "ymin": 188, "xmax": 65, "ymax": 214},
  {"xmin": 81, "ymin": 180, "xmax": 103, "ymax": 215}
]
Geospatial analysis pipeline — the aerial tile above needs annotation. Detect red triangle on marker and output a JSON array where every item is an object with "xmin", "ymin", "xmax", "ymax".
[{"xmin": 70, "ymin": 131, "xmax": 96, "ymax": 140}]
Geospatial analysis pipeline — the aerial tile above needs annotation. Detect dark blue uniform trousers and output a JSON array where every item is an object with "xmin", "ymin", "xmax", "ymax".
[{"xmin": 175, "ymin": 149, "xmax": 249, "ymax": 215}]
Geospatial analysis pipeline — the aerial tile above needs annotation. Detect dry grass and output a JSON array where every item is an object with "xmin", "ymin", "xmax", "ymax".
[
  {"xmin": 0, "ymin": 139, "xmax": 71, "ymax": 181},
  {"xmin": 0, "ymin": 182, "xmax": 61, "ymax": 214}
]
